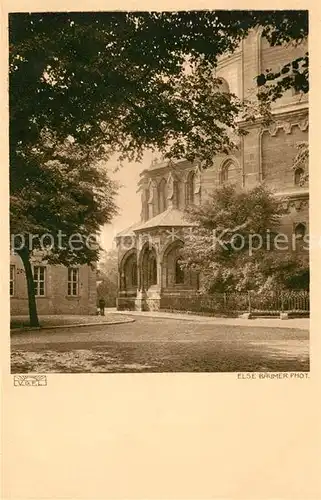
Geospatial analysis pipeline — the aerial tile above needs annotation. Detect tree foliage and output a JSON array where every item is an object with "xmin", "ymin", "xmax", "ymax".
[
  {"xmin": 180, "ymin": 184, "xmax": 309, "ymax": 293},
  {"xmin": 11, "ymin": 137, "xmax": 118, "ymax": 264},
  {"xmin": 97, "ymin": 249, "xmax": 118, "ymax": 307},
  {"xmin": 10, "ymin": 10, "xmax": 308, "ymax": 168}
]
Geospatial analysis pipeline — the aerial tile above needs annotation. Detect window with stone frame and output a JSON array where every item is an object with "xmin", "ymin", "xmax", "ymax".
[
  {"xmin": 219, "ymin": 163, "xmax": 229, "ymax": 184},
  {"xmin": 294, "ymin": 222, "xmax": 306, "ymax": 240},
  {"xmin": 186, "ymin": 171, "xmax": 195, "ymax": 205},
  {"xmin": 294, "ymin": 167, "xmax": 304, "ymax": 186},
  {"xmin": 143, "ymin": 189, "xmax": 149, "ymax": 221},
  {"xmin": 148, "ymin": 255, "xmax": 157, "ymax": 285},
  {"xmin": 158, "ymin": 178, "xmax": 168, "ymax": 213},
  {"xmin": 147, "ymin": 181, "xmax": 157, "ymax": 218},
  {"xmin": 131, "ymin": 261, "xmax": 138, "ymax": 287},
  {"xmin": 174, "ymin": 181, "xmax": 180, "ymax": 208},
  {"xmin": 175, "ymin": 258, "xmax": 185, "ymax": 284},
  {"xmin": 67, "ymin": 267, "xmax": 79, "ymax": 296},
  {"xmin": 215, "ymin": 77, "xmax": 230, "ymax": 97},
  {"xmin": 33, "ymin": 266, "xmax": 46, "ymax": 296}
]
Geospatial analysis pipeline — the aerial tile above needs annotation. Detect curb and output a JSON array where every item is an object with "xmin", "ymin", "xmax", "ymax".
[
  {"xmin": 113, "ymin": 312, "xmax": 309, "ymax": 330},
  {"xmin": 10, "ymin": 317, "xmax": 135, "ymax": 334}
]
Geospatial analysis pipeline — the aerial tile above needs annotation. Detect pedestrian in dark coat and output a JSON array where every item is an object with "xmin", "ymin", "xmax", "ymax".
[{"xmin": 98, "ymin": 298, "xmax": 106, "ymax": 316}]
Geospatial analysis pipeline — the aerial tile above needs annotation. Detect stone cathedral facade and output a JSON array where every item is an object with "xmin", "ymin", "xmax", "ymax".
[{"xmin": 116, "ymin": 29, "xmax": 309, "ymax": 311}]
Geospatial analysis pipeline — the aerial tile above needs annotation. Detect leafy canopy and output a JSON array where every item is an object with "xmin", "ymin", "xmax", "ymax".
[
  {"xmin": 180, "ymin": 184, "xmax": 309, "ymax": 293},
  {"xmin": 97, "ymin": 249, "xmax": 118, "ymax": 305},
  {"xmin": 11, "ymin": 137, "xmax": 118, "ymax": 264},
  {"xmin": 10, "ymin": 10, "xmax": 308, "ymax": 170}
]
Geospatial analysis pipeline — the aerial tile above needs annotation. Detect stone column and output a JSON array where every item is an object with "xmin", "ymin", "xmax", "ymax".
[
  {"xmin": 137, "ymin": 261, "xmax": 141, "ymax": 292},
  {"xmin": 135, "ymin": 250, "xmax": 145, "ymax": 311},
  {"xmin": 157, "ymin": 258, "xmax": 163, "ymax": 291}
]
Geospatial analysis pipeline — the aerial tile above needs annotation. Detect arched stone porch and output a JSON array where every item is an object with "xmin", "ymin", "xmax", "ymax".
[
  {"xmin": 133, "ymin": 238, "xmax": 199, "ymax": 311},
  {"xmin": 117, "ymin": 248, "xmax": 138, "ymax": 310},
  {"xmin": 135, "ymin": 242, "xmax": 161, "ymax": 311},
  {"xmin": 159, "ymin": 240, "xmax": 199, "ymax": 308},
  {"xmin": 116, "ymin": 209, "xmax": 199, "ymax": 312}
]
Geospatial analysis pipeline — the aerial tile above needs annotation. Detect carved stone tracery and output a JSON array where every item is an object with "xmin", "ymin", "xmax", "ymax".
[{"xmin": 266, "ymin": 116, "xmax": 309, "ymax": 137}]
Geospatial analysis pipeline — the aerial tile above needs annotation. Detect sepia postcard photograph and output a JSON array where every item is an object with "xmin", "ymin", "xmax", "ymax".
[
  {"xmin": 9, "ymin": 9, "xmax": 310, "ymax": 374},
  {"xmin": 2, "ymin": 4, "xmax": 321, "ymax": 500}
]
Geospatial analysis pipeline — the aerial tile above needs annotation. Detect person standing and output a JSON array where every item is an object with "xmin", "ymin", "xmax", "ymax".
[{"xmin": 98, "ymin": 298, "xmax": 106, "ymax": 316}]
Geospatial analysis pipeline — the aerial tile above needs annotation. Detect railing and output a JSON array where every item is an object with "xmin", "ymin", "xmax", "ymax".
[{"xmin": 160, "ymin": 290, "xmax": 309, "ymax": 316}]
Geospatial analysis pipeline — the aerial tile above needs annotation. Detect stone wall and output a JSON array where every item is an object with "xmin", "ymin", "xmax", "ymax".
[{"xmin": 10, "ymin": 255, "xmax": 97, "ymax": 315}]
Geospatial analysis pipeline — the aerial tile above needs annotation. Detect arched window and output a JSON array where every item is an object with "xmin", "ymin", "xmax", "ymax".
[
  {"xmin": 174, "ymin": 181, "xmax": 180, "ymax": 208},
  {"xmin": 216, "ymin": 77, "xmax": 230, "ymax": 95},
  {"xmin": 294, "ymin": 223, "xmax": 306, "ymax": 240},
  {"xmin": 294, "ymin": 168, "xmax": 304, "ymax": 186},
  {"xmin": 143, "ymin": 189, "xmax": 149, "ymax": 221},
  {"xmin": 175, "ymin": 258, "xmax": 185, "ymax": 284},
  {"xmin": 167, "ymin": 173, "xmax": 180, "ymax": 208},
  {"xmin": 148, "ymin": 255, "xmax": 157, "ymax": 285},
  {"xmin": 219, "ymin": 163, "xmax": 229, "ymax": 184},
  {"xmin": 131, "ymin": 261, "xmax": 137, "ymax": 287},
  {"xmin": 158, "ymin": 179, "xmax": 167, "ymax": 213},
  {"xmin": 122, "ymin": 252, "xmax": 138, "ymax": 290},
  {"xmin": 186, "ymin": 171, "xmax": 195, "ymax": 205},
  {"xmin": 147, "ymin": 181, "xmax": 157, "ymax": 218}
]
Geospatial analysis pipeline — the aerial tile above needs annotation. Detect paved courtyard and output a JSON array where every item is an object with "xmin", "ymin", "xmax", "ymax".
[{"xmin": 11, "ymin": 314, "xmax": 309, "ymax": 373}]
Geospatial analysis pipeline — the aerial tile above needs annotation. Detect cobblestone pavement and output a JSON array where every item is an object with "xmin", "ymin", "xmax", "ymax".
[{"xmin": 11, "ymin": 316, "xmax": 309, "ymax": 373}]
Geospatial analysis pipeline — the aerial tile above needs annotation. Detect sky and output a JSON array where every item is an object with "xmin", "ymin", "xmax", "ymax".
[{"xmin": 99, "ymin": 151, "xmax": 154, "ymax": 252}]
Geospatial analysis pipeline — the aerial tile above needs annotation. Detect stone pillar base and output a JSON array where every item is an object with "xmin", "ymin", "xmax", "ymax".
[
  {"xmin": 135, "ymin": 290, "xmax": 145, "ymax": 311},
  {"xmin": 239, "ymin": 312, "xmax": 252, "ymax": 319},
  {"xmin": 134, "ymin": 289, "xmax": 162, "ymax": 311},
  {"xmin": 135, "ymin": 299, "xmax": 144, "ymax": 311}
]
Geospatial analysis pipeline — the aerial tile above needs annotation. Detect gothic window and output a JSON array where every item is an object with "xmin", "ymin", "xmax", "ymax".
[
  {"xmin": 216, "ymin": 77, "xmax": 230, "ymax": 95},
  {"xmin": 167, "ymin": 173, "xmax": 180, "ymax": 208},
  {"xmin": 148, "ymin": 255, "xmax": 157, "ymax": 285},
  {"xmin": 131, "ymin": 261, "xmax": 137, "ymax": 287},
  {"xmin": 294, "ymin": 223, "xmax": 306, "ymax": 240},
  {"xmin": 158, "ymin": 178, "xmax": 167, "ymax": 213},
  {"xmin": 186, "ymin": 171, "xmax": 195, "ymax": 205},
  {"xmin": 174, "ymin": 181, "xmax": 180, "ymax": 208},
  {"xmin": 219, "ymin": 163, "xmax": 229, "ymax": 184},
  {"xmin": 294, "ymin": 168, "xmax": 304, "ymax": 186},
  {"xmin": 123, "ymin": 253, "xmax": 138, "ymax": 289},
  {"xmin": 175, "ymin": 258, "xmax": 185, "ymax": 284},
  {"xmin": 147, "ymin": 181, "xmax": 157, "ymax": 218},
  {"xmin": 143, "ymin": 189, "xmax": 149, "ymax": 220}
]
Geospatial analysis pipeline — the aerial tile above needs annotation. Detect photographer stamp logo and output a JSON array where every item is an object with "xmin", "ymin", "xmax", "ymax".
[{"xmin": 14, "ymin": 375, "xmax": 47, "ymax": 387}]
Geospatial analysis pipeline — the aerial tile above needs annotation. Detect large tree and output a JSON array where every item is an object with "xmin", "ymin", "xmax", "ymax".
[
  {"xmin": 9, "ymin": 11, "xmax": 308, "ymax": 324},
  {"xmin": 10, "ymin": 138, "xmax": 117, "ymax": 326},
  {"xmin": 180, "ymin": 184, "xmax": 309, "ymax": 294},
  {"xmin": 10, "ymin": 10, "xmax": 308, "ymax": 169}
]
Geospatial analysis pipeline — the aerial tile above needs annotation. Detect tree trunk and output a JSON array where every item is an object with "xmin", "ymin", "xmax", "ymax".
[{"xmin": 17, "ymin": 248, "xmax": 39, "ymax": 327}]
